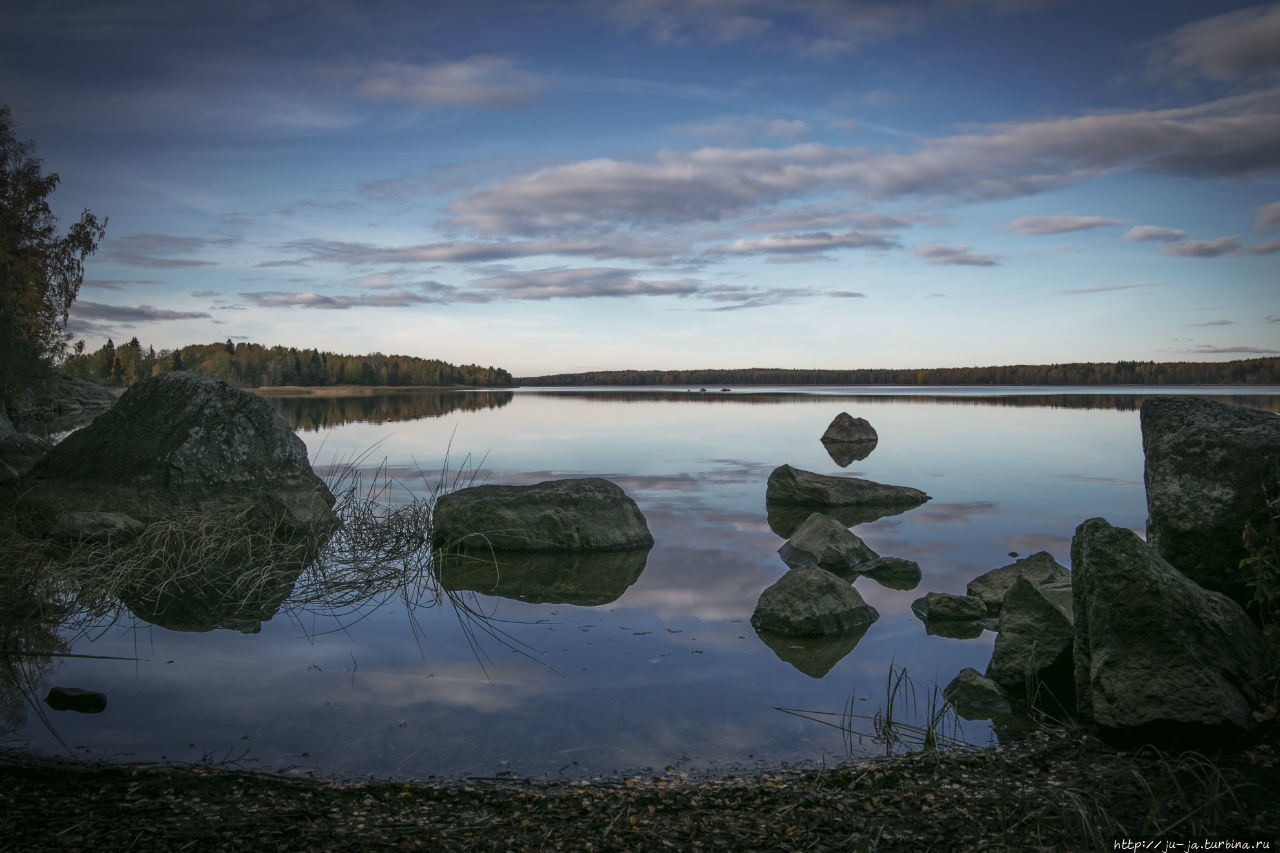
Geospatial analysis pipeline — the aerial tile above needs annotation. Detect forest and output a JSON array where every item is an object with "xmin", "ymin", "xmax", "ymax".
[
  {"xmin": 59, "ymin": 338, "xmax": 514, "ymax": 389},
  {"xmin": 518, "ymin": 357, "xmax": 1280, "ymax": 387}
]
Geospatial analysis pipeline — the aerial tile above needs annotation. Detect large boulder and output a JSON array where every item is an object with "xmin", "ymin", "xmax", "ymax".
[
  {"xmin": 432, "ymin": 477, "xmax": 653, "ymax": 552},
  {"xmin": 1141, "ymin": 396, "xmax": 1280, "ymax": 602},
  {"xmin": 777, "ymin": 512, "xmax": 878, "ymax": 577},
  {"xmin": 1072, "ymin": 517, "xmax": 1275, "ymax": 747},
  {"xmin": 986, "ymin": 576, "xmax": 1075, "ymax": 714},
  {"xmin": 967, "ymin": 551, "xmax": 1071, "ymax": 617},
  {"xmin": 23, "ymin": 372, "xmax": 335, "ymax": 531},
  {"xmin": 765, "ymin": 464, "xmax": 930, "ymax": 508},
  {"xmin": 750, "ymin": 565, "xmax": 880, "ymax": 637},
  {"xmin": 910, "ymin": 591, "xmax": 987, "ymax": 623}
]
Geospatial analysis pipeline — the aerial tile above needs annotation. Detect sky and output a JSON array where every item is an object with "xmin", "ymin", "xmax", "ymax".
[{"xmin": 3, "ymin": 0, "xmax": 1279, "ymax": 377}]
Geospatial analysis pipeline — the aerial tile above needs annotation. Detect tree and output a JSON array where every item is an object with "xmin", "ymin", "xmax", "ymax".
[{"xmin": 0, "ymin": 105, "xmax": 106, "ymax": 402}]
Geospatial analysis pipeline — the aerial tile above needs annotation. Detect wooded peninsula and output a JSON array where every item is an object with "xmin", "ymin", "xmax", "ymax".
[{"xmin": 519, "ymin": 356, "xmax": 1280, "ymax": 387}]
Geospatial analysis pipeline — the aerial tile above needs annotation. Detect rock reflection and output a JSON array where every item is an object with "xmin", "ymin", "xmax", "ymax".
[
  {"xmin": 822, "ymin": 439, "xmax": 876, "ymax": 467},
  {"xmin": 756, "ymin": 623, "xmax": 873, "ymax": 678},
  {"xmin": 766, "ymin": 500, "xmax": 920, "ymax": 539},
  {"xmin": 437, "ymin": 549, "xmax": 649, "ymax": 606},
  {"xmin": 120, "ymin": 563, "xmax": 306, "ymax": 633}
]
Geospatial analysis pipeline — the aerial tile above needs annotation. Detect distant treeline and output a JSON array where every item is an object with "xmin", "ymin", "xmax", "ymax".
[
  {"xmin": 518, "ymin": 358, "xmax": 1280, "ymax": 387},
  {"xmin": 60, "ymin": 338, "xmax": 514, "ymax": 389}
]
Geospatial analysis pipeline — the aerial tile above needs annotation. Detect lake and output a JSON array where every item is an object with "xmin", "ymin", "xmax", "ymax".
[{"xmin": 5, "ymin": 385, "xmax": 1279, "ymax": 780}]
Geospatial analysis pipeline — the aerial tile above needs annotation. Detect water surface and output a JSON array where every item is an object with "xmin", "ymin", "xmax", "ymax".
[{"xmin": 5, "ymin": 386, "xmax": 1277, "ymax": 779}]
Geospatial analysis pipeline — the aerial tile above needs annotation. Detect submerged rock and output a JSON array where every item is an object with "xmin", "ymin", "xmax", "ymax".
[
  {"xmin": 1071, "ymin": 517, "xmax": 1274, "ymax": 747},
  {"xmin": 24, "ymin": 372, "xmax": 335, "ymax": 532},
  {"xmin": 750, "ymin": 565, "xmax": 880, "ymax": 637},
  {"xmin": 1141, "ymin": 395, "xmax": 1280, "ymax": 603},
  {"xmin": 437, "ymin": 548, "xmax": 648, "ymax": 606},
  {"xmin": 432, "ymin": 477, "xmax": 653, "ymax": 552},
  {"xmin": 777, "ymin": 512, "xmax": 878, "ymax": 577},
  {"xmin": 910, "ymin": 591, "xmax": 986, "ymax": 623},
  {"xmin": 765, "ymin": 464, "xmax": 930, "ymax": 509},
  {"xmin": 857, "ymin": 556, "xmax": 923, "ymax": 591},
  {"xmin": 966, "ymin": 551, "xmax": 1071, "ymax": 617},
  {"xmin": 45, "ymin": 687, "xmax": 108, "ymax": 714}
]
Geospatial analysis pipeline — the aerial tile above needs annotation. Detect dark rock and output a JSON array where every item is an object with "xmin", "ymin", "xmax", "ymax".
[
  {"xmin": 765, "ymin": 464, "xmax": 930, "ymax": 508},
  {"xmin": 967, "ymin": 551, "xmax": 1071, "ymax": 617},
  {"xmin": 986, "ymin": 576, "xmax": 1075, "ymax": 714},
  {"xmin": 821, "ymin": 412, "xmax": 878, "ymax": 444},
  {"xmin": 1072, "ymin": 517, "xmax": 1275, "ymax": 747},
  {"xmin": 750, "ymin": 565, "xmax": 880, "ymax": 637},
  {"xmin": 24, "ymin": 372, "xmax": 335, "ymax": 531},
  {"xmin": 1141, "ymin": 396, "xmax": 1280, "ymax": 602},
  {"xmin": 54, "ymin": 511, "xmax": 144, "ymax": 541},
  {"xmin": 0, "ymin": 423, "xmax": 50, "ymax": 484},
  {"xmin": 437, "ymin": 548, "xmax": 648, "ymax": 606},
  {"xmin": 910, "ymin": 591, "xmax": 987, "ymax": 623},
  {"xmin": 45, "ymin": 687, "xmax": 107, "ymax": 714},
  {"xmin": 756, "ymin": 626, "xmax": 872, "ymax": 678},
  {"xmin": 944, "ymin": 668, "xmax": 1012, "ymax": 720},
  {"xmin": 777, "ymin": 513, "xmax": 878, "ymax": 577},
  {"xmin": 857, "ymin": 556, "xmax": 923, "ymax": 590},
  {"xmin": 432, "ymin": 477, "xmax": 653, "ymax": 552}
]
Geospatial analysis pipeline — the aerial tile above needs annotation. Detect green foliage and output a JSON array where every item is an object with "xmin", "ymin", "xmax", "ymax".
[
  {"xmin": 520, "ymin": 357, "xmax": 1280, "ymax": 387},
  {"xmin": 0, "ymin": 105, "xmax": 106, "ymax": 403},
  {"xmin": 61, "ymin": 337, "xmax": 514, "ymax": 389}
]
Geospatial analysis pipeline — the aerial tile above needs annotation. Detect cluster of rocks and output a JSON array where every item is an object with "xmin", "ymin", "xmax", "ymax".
[
  {"xmin": 751, "ymin": 413, "xmax": 932, "ymax": 675},
  {"xmin": 940, "ymin": 396, "xmax": 1279, "ymax": 749}
]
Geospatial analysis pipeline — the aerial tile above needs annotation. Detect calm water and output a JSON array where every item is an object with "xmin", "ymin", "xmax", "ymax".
[{"xmin": 6, "ymin": 386, "xmax": 1279, "ymax": 780}]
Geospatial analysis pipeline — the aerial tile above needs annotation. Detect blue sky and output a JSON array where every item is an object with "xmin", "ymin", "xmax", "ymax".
[{"xmin": 4, "ymin": 0, "xmax": 1279, "ymax": 377}]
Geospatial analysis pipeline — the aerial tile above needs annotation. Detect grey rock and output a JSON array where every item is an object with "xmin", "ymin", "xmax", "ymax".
[
  {"xmin": 54, "ymin": 511, "xmax": 144, "ymax": 541},
  {"xmin": 986, "ymin": 576, "xmax": 1075, "ymax": 713},
  {"xmin": 944, "ymin": 668, "xmax": 1013, "ymax": 720},
  {"xmin": 432, "ymin": 477, "xmax": 653, "ymax": 552},
  {"xmin": 820, "ymin": 412, "xmax": 878, "ymax": 444},
  {"xmin": 911, "ymin": 591, "xmax": 987, "ymax": 623},
  {"xmin": 967, "ymin": 551, "xmax": 1071, "ymax": 617},
  {"xmin": 1141, "ymin": 396, "xmax": 1280, "ymax": 602},
  {"xmin": 765, "ymin": 464, "xmax": 930, "ymax": 508},
  {"xmin": 0, "ymin": 430, "xmax": 51, "ymax": 484},
  {"xmin": 750, "ymin": 565, "xmax": 880, "ymax": 637},
  {"xmin": 25, "ymin": 372, "xmax": 335, "ymax": 529},
  {"xmin": 777, "ymin": 512, "xmax": 878, "ymax": 577},
  {"xmin": 1072, "ymin": 517, "xmax": 1275, "ymax": 747},
  {"xmin": 857, "ymin": 556, "xmax": 922, "ymax": 590}
]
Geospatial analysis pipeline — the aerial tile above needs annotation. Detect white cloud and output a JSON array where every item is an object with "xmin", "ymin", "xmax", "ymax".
[
  {"xmin": 470, "ymin": 267, "xmax": 701, "ymax": 300},
  {"xmin": 1146, "ymin": 4, "xmax": 1280, "ymax": 82},
  {"xmin": 1005, "ymin": 213, "xmax": 1128, "ymax": 235},
  {"xmin": 350, "ymin": 56, "xmax": 545, "ymax": 108},
  {"xmin": 916, "ymin": 244, "xmax": 1000, "ymax": 266},
  {"xmin": 1255, "ymin": 200, "xmax": 1280, "ymax": 229},
  {"xmin": 1123, "ymin": 225, "xmax": 1188, "ymax": 243},
  {"xmin": 1161, "ymin": 237, "xmax": 1242, "ymax": 258},
  {"xmin": 1058, "ymin": 282, "xmax": 1164, "ymax": 295},
  {"xmin": 710, "ymin": 230, "xmax": 899, "ymax": 256}
]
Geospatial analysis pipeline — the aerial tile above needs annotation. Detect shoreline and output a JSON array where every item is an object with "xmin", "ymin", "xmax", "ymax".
[{"xmin": 3, "ymin": 730, "xmax": 1277, "ymax": 850}]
